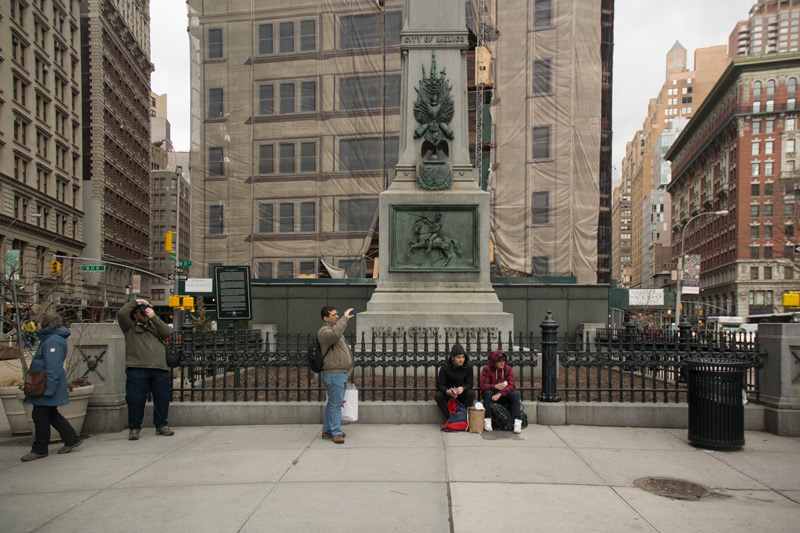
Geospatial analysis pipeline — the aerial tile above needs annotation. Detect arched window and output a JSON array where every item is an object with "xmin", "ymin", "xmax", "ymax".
[
  {"xmin": 788, "ymin": 77, "xmax": 797, "ymax": 98},
  {"xmin": 766, "ymin": 79, "xmax": 776, "ymax": 99},
  {"xmin": 753, "ymin": 81, "xmax": 762, "ymax": 100}
]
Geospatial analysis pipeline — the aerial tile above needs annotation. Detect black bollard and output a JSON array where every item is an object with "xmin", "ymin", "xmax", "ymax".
[
  {"xmin": 538, "ymin": 311, "xmax": 561, "ymax": 402},
  {"xmin": 625, "ymin": 317, "xmax": 636, "ymax": 351}
]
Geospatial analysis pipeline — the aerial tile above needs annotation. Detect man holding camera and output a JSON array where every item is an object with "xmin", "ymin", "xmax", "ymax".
[{"xmin": 117, "ymin": 298, "xmax": 174, "ymax": 440}]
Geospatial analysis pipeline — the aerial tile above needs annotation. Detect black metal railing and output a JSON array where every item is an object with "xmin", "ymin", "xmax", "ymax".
[{"xmin": 167, "ymin": 317, "xmax": 763, "ymax": 404}]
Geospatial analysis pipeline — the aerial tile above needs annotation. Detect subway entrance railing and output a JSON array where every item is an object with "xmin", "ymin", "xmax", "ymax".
[{"xmin": 167, "ymin": 315, "xmax": 762, "ymax": 404}]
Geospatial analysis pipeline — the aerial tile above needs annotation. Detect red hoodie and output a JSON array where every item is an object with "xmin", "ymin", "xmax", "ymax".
[{"xmin": 479, "ymin": 350, "xmax": 515, "ymax": 397}]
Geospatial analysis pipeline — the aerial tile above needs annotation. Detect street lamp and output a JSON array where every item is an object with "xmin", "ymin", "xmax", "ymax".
[
  {"xmin": 153, "ymin": 139, "xmax": 183, "ymax": 329},
  {"xmin": 675, "ymin": 209, "xmax": 729, "ymax": 326}
]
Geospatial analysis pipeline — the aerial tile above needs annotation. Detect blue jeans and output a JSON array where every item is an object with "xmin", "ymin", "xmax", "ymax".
[
  {"xmin": 126, "ymin": 368, "xmax": 171, "ymax": 429},
  {"xmin": 322, "ymin": 372, "xmax": 348, "ymax": 436}
]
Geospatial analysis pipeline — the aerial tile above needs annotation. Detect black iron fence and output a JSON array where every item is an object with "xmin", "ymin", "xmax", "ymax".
[{"xmin": 168, "ymin": 316, "xmax": 762, "ymax": 404}]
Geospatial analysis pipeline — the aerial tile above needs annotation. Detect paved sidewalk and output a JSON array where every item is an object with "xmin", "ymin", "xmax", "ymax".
[{"xmin": 0, "ymin": 419, "xmax": 799, "ymax": 532}]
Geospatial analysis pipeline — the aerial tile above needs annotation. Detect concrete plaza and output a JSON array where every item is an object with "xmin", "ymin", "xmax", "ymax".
[{"xmin": 1, "ymin": 407, "xmax": 799, "ymax": 533}]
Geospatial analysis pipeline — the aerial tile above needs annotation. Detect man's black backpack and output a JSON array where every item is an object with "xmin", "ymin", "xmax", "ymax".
[{"xmin": 307, "ymin": 337, "xmax": 333, "ymax": 373}]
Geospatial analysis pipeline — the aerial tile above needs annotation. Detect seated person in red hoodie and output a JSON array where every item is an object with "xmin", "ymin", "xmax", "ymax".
[
  {"xmin": 479, "ymin": 350, "xmax": 522, "ymax": 433},
  {"xmin": 434, "ymin": 343, "xmax": 475, "ymax": 419}
]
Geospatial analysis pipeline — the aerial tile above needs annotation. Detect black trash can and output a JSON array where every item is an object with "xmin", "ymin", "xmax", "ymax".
[{"xmin": 686, "ymin": 358, "xmax": 748, "ymax": 449}]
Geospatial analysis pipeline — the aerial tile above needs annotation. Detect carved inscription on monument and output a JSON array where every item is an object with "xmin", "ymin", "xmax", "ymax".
[
  {"xmin": 371, "ymin": 326, "xmax": 500, "ymax": 341},
  {"xmin": 401, "ymin": 33, "xmax": 468, "ymax": 47}
]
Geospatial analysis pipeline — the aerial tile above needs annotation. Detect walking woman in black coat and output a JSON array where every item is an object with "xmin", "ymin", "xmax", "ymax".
[{"xmin": 434, "ymin": 343, "xmax": 475, "ymax": 419}]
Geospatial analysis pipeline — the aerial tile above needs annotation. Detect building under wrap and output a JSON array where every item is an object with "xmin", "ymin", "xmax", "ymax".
[{"xmin": 186, "ymin": 0, "xmax": 612, "ymax": 283}]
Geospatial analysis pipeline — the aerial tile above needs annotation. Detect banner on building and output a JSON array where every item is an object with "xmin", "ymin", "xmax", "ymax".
[{"xmin": 682, "ymin": 254, "xmax": 700, "ymax": 295}]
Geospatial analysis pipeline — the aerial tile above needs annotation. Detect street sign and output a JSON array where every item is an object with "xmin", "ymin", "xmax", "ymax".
[
  {"xmin": 169, "ymin": 253, "xmax": 176, "ymax": 260},
  {"xmin": 795, "ymin": 244, "xmax": 800, "ymax": 254},
  {"xmin": 175, "ymin": 267, "xmax": 184, "ymax": 274},
  {"xmin": 80, "ymin": 265, "xmax": 106, "ymax": 271},
  {"xmin": 168, "ymin": 274, "xmax": 188, "ymax": 281},
  {"xmin": 179, "ymin": 260, "xmax": 192, "ymax": 266}
]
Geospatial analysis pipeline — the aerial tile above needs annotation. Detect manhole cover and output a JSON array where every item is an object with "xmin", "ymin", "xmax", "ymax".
[{"xmin": 633, "ymin": 477, "xmax": 711, "ymax": 500}]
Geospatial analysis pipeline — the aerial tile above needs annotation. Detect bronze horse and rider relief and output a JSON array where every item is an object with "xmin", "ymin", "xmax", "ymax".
[
  {"xmin": 407, "ymin": 212, "xmax": 463, "ymax": 267},
  {"xmin": 414, "ymin": 53, "xmax": 454, "ymax": 190}
]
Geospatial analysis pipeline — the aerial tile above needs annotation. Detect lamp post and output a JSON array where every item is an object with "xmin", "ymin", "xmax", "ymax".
[
  {"xmin": 675, "ymin": 209, "xmax": 729, "ymax": 327},
  {"xmin": 153, "ymin": 140, "xmax": 183, "ymax": 329}
]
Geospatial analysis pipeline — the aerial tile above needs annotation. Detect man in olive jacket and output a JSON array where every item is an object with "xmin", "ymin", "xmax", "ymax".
[
  {"xmin": 118, "ymin": 299, "xmax": 174, "ymax": 440},
  {"xmin": 318, "ymin": 305, "xmax": 354, "ymax": 444}
]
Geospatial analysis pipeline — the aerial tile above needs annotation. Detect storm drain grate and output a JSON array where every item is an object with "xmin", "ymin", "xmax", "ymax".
[{"xmin": 633, "ymin": 477, "xmax": 711, "ymax": 500}]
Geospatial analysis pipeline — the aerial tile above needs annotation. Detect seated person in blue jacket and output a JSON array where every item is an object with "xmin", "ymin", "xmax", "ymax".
[
  {"xmin": 434, "ymin": 343, "xmax": 475, "ymax": 419},
  {"xmin": 480, "ymin": 349, "xmax": 523, "ymax": 433}
]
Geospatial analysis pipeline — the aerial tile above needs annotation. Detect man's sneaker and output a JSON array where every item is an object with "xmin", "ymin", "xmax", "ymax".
[
  {"xmin": 128, "ymin": 428, "xmax": 140, "ymax": 441},
  {"xmin": 322, "ymin": 432, "xmax": 346, "ymax": 439},
  {"xmin": 332, "ymin": 435, "xmax": 345, "ymax": 444},
  {"xmin": 57, "ymin": 440, "xmax": 83, "ymax": 454},
  {"xmin": 156, "ymin": 425, "xmax": 175, "ymax": 436},
  {"xmin": 20, "ymin": 452, "xmax": 47, "ymax": 462},
  {"xmin": 484, "ymin": 419, "xmax": 493, "ymax": 432},
  {"xmin": 513, "ymin": 419, "xmax": 523, "ymax": 434}
]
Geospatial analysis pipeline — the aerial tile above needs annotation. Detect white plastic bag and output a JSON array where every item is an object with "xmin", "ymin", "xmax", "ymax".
[{"xmin": 342, "ymin": 383, "xmax": 358, "ymax": 422}]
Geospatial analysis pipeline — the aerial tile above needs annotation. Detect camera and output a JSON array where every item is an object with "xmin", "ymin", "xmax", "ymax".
[{"xmin": 135, "ymin": 302, "xmax": 153, "ymax": 316}]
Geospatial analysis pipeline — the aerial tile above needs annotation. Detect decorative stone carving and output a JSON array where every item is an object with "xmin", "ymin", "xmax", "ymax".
[{"xmin": 414, "ymin": 53, "xmax": 454, "ymax": 190}]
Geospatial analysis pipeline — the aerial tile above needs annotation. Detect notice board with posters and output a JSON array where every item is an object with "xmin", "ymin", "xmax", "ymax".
[{"xmin": 214, "ymin": 266, "xmax": 251, "ymax": 320}]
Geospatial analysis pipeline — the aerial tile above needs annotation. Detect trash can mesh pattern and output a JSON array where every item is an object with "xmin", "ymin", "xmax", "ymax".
[{"xmin": 686, "ymin": 358, "xmax": 749, "ymax": 448}]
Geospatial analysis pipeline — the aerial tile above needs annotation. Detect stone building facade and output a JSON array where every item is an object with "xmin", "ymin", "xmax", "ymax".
[
  {"xmin": 80, "ymin": 0, "xmax": 153, "ymax": 317},
  {"xmin": 1, "ymin": 0, "xmax": 85, "ymax": 320}
]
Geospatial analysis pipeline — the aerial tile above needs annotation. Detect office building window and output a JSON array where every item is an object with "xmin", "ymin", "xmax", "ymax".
[
  {"xmin": 753, "ymin": 81, "xmax": 762, "ymax": 100},
  {"xmin": 765, "ymin": 141, "xmax": 774, "ymax": 155},
  {"xmin": 279, "ymin": 143, "xmax": 296, "ymax": 174},
  {"xmin": 277, "ymin": 262, "xmax": 294, "ymax": 278},
  {"xmin": 258, "ymin": 23, "xmax": 274, "ymax": 55},
  {"xmin": 764, "ymin": 182, "xmax": 774, "ymax": 195},
  {"xmin": 788, "ymin": 139, "xmax": 796, "ymax": 153},
  {"xmin": 750, "ymin": 246, "xmax": 759, "ymax": 259},
  {"xmin": 786, "ymin": 266, "xmax": 795, "ymax": 279},
  {"xmin": 279, "ymin": 21, "xmax": 295, "ymax": 53},
  {"xmin": 299, "ymin": 261, "xmax": 317, "ymax": 277},
  {"xmin": 764, "ymin": 203, "xmax": 773, "ymax": 217},
  {"xmin": 752, "ymin": 183, "xmax": 760, "ymax": 196},
  {"xmin": 752, "ymin": 142, "xmax": 760, "ymax": 155},
  {"xmin": 750, "ymin": 225, "xmax": 759, "ymax": 239},
  {"xmin": 340, "ymin": 11, "xmax": 401, "ymax": 49},
  {"xmin": 764, "ymin": 225, "xmax": 772, "ymax": 239},
  {"xmin": 765, "ymin": 162, "xmax": 773, "ymax": 175},
  {"xmin": 258, "ymin": 261, "xmax": 273, "ymax": 278},
  {"xmin": 751, "ymin": 204, "xmax": 759, "ymax": 217},
  {"xmin": 532, "ymin": 125, "xmax": 552, "ymax": 159},
  {"xmin": 339, "ymin": 75, "xmax": 401, "ymax": 109},
  {"xmin": 209, "ymin": 204, "xmax": 224, "ymax": 234},
  {"xmin": 280, "ymin": 83, "xmax": 295, "ymax": 114},
  {"xmin": 208, "ymin": 88, "xmax": 223, "ymax": 118},
  {"xmin": 339, "ymin": 198, "xmax": 378, "ymax": 231},
  {"xmin": 752, "ymin": 121, "xmax": 761, "ymax": 135},
  {"xmin": 338, "ymin": 136, "xmax": 399, "ymax": 171},
  {"xmin": 764, "ymin": 246, "xmax": 773, "ymax": 259},
  {"xmin": 258, "ymin": 203, "xmax": 274, "ymax": 233},
  {"xmin": 300, "ymin": 142, "xmax": 316, "ymax": 172},
  {"xmin": 300, "ymin": 81, "xmax": 317, "ymax": 112},
  {"xmin": 209, "ymin": 147, "xmax": 224, "ymax": 176},
  {"xmin": 207, "ymin": 28, "xmax": 223, "ymax": 59},
  {"xmin": 532, "ymin": 191, "xmax": 551, "ymax": 225},
  {"xmin": 300, "ymin": 202, "xmax": 316, "ymax": 232},
  {"xmin": 258, "ymin": 84, "xmax": 274, "ymax": 115},
  {"xmin": 533, "ymin": 59, "xmax": 552, "ymax": 95},
  {"xmin": 534, "ymin": 0, "xmax": 553, "ymax": 29},
  {"xmin": 751, "ymin": 163, "xmax": 759, "ymax": 176},
  {"xmin": 531, "ymin": 256, "xmax": 551, "ymax": 276},
  {"xmin": 258, "ymin": 144, "xmax": 274, "ymax": 175},
  {"xmin": 300, "ymin": 20, "xmax": 316, "ymax": 51},
  {"xmin": 751, "ymin": 266, "xmax": 759, "ymax": 279},
  {"xmin": 766, "ymin": 119, "xmax": 774, "ymax": 134},
  {"xmin": 787, "ymin": 118, "xmax": 795, "ymax": 131},
  {"xmin": 279, "ymin": 202, "xmax": 295, "ymax": 232}
]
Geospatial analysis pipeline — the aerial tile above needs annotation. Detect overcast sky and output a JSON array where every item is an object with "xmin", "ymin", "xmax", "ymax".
[{"xmin": 149, "ymin": 0, "xmax": 757, "ymax": 168}]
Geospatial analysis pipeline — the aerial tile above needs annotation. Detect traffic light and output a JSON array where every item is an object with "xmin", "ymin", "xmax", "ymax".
[
  {"xmin": 165, "ymin": 231, "xmax": 175, "ymax": 252},
  {"xmin": 50, "ymin": 260, "xmax": 62, "ymax": 273}
]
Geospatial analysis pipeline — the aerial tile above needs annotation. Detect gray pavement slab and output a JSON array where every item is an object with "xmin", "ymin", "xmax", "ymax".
[
  {"xmin": 241, "ymin": 482, "xmax": 450, "ymax": 533},
  {"xmin": 0, "ymin": 423, "xmax": 798, "ymax": 532},
  {"xmin": 575, "ymin": 448, "xmax": 771, "ymax": 490},
  {"xmin": 35, "ymin": 484, "xmax": 275, "ymax": 533},
  {"xmin": 614, "ymin": 486, "xmax": 800, "ymax": 533},
  {"xmin": 451, "ymin": 483, "xmax": 656, "ymax": 532}
]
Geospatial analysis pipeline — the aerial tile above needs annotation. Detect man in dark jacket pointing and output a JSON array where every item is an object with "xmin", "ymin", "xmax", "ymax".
[{"xmin": 434, "ymin": 343, "xmax": 475, "ymax": 419}]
